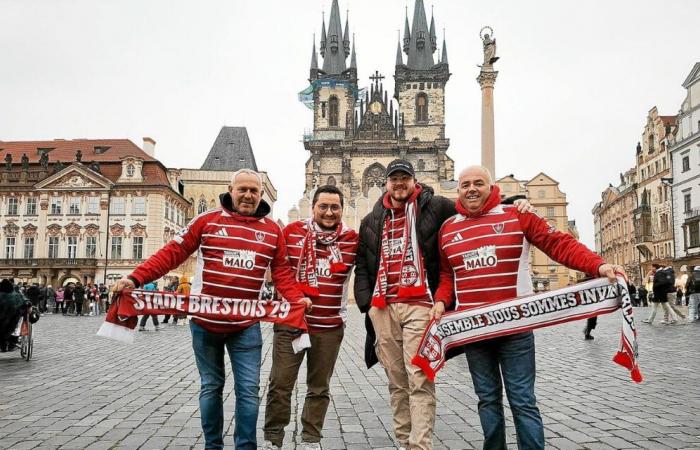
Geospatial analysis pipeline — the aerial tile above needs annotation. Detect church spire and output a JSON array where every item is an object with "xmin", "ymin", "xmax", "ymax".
[
  {"xmin": 406, "ymin": 0, "xmax": 434, "ymax": 70},
  {"xmin": 310, "ymin": 35, "xmax": 319, "ymax": 70},
  {"xmin": 343, "ymin": 12, "xmax": 351, "ymax": 57},
  {"xmin": 403, "ymin": 8, "xmax": 411, "ymax": 53},
  {"xmin": 429, "ymin": 7, "xmax": 437, "ymax": 52},
  {"xmin": 320, "ymin": 14, "xmax": 327, "ymax": 57},
  {"xmin": 395, "ymin": 37, "xmax": 404, "ymax": 66},
  {"xmin": 441, "ymin": 34, "xmax": 448, "ymax": 65},
  {"xmin": 350, "ymin": 35, "xmax": 357, "ymax": 69},
  {"xmin": 322, "ymin": 0, "xmax": 348, "ymax": 74}
]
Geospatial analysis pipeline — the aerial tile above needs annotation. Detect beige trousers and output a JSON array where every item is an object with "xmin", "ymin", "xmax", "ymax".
[{"xmin": 369, "ymin": 303, "xmax": 436, "ymax": 450}]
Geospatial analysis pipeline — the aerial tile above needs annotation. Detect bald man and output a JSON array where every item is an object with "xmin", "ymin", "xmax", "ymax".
[{"xmin": 433, "ymin": 166, "xmax": 623, "ymax": 450}]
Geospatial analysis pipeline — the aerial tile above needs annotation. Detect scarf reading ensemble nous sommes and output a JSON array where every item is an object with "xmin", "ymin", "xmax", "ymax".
[{"xmin": 412, "ymin": 276, "xmax": 643, "ymax": 383}]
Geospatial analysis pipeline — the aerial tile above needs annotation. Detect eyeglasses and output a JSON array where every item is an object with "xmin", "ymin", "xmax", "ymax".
[{"xmin": 316, "ymin": 204, "xmax": 342, "ymax": 213}]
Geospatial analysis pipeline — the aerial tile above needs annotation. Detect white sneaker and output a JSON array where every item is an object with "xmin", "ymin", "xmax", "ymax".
[
  {"xmin": 262, "ymin": 441, "xmax": 280, "ymax": 450},
  {"xmin": 301, "ymin": 443, "xmax": 321, "ymax": 450}
]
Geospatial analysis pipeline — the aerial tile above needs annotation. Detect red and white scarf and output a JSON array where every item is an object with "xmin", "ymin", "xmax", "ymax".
[
  {"xmin": 372, "ymin": 186, "xmax": 429, "ymax": 308},
  {"xmin": 297, "ymin": 219, "xmax": 346, "ymax": 297},
  {"xmin": 412, "ymin": 276, "xmax": 643, "ymax": 383},
  {"xmin": 97, "ymin": 289, "xmax": 309, "ymax": 348}
]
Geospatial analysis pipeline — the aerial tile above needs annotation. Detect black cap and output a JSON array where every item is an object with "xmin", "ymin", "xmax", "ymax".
[{"xmin": 385, "ymin": 159, "xmax": 415, "ymax": 178}]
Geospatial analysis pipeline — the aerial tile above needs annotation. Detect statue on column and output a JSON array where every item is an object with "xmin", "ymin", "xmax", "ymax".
[
  {"xmin": 4, "ymin": 153, "xmax": 12, "ymax": 171},
  {"xmin": 480, "ymin": 26, "xmax": 499, "ymax": 66},
  {"xmin": 21, "ymin": 153, "xmax": 30, "ymax": 171},
  {"xmin": 75, "ymin": 149, "xmax": 83, "ymax": 162}
]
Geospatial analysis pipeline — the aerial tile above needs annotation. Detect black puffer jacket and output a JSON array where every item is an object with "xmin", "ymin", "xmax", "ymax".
[{"xmin": 354, "ymin": 184, "xmax": 455, "ymax": 368}]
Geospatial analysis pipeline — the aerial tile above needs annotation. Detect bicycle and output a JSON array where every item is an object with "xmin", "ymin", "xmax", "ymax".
[{"xmin": 18, "ymin": 303, "xmax": 35, "ymax": 361}]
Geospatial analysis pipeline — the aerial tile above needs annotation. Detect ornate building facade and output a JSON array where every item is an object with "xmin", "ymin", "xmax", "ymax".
[
  {"xmin": 0, "ymin": 139, "xmax": 189, "ymax": 287},
  {"xmin": 289, "ymin": 0, "xmax": 456, "ymax": 229},
  {"xmin": 496, "ymin": 173, "xmax": 583, "ymax": 290},
  {"xmin": 592, "ymin": 168, "xmax": 640, "ymax": 284},
  {"xmin": 671, "ymin": 62, "xmax": 700, "ymax": 269},
  {"xmin": 633, "ymin": 106, "xmax": 676, "ymax": 275}
]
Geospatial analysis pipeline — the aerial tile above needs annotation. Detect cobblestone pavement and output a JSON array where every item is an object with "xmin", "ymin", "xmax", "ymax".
[{"xmin": 1, "ymin": 307, "xmax": 699, "ymax": 450}]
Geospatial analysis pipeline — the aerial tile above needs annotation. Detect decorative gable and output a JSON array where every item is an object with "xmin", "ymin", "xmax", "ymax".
[
  {"xmin": 35, "ymin": 163, "xmax": 113, "ymax": 191},
  {"xmin": 118, "ymin": 157, "xmax": 144, "ymax": 183}
]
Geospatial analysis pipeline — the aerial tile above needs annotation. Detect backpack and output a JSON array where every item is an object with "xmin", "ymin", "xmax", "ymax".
[{"xmin": 692, "ymin": 270, "xmax": 700, "ymax": 292}]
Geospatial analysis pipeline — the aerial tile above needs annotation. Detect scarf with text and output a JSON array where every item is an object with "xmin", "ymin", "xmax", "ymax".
[
  {"xmin": 372, "ymin": 185, "xmax": 430, "ymax": 308},
  {"xmin": 97, "ymin": 289, "xmax": 308, "ymax": 346},
  {"xmin": 297, "ymin": 219, "xmax": 346, "ymax": 297},
  {"xmin": 412, "ymin": 276, "xmax": 643, "ymax": 383}
]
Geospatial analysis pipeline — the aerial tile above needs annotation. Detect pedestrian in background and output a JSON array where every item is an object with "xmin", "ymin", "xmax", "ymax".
[
  {"xmin": 63, "ymin": 283, "xmax": 74, "ymax": 315},
  {"xmin": 73, "ymin": 282, "xmax": 86, "ymax": 316},
  {"xmin": 161, "ymin": 278, "xmax": 179, "ymax": 325},
  {"xmin": 644, "ymin": 265, "xmax": 680, "ymax": 324},
  {"xmin": 685, "ymin": 265, "xmax": 700, "ymax": 323},
  {"xmin": 138, "ymin": 281, "xmax": 161, "ymax": 331},
  {"xmin": 638, "ymin": 284, "xmax": 648, "ymax": 307},
  {"xmin": 55, "ymin": 287, "xmax": 65, "ymax": 314}
]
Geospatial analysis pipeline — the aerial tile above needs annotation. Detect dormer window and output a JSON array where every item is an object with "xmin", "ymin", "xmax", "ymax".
[
  {"xmin": 416, "ymin": 31, "xmax": 426, "ymax": 49},
  {"xmin": 126, "ymin": 164, "xmax": 135, "ymax": 177}
]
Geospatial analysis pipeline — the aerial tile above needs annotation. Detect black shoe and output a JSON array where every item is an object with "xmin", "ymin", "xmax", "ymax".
[{"xmin": 584, "ymin": 334, "xmax": 594, "ymax": 340}]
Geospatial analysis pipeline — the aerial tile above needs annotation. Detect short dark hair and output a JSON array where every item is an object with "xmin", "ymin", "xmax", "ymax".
[{"xmin": 312, "ymin": 185, "xmax": 344, "ymax": 208}]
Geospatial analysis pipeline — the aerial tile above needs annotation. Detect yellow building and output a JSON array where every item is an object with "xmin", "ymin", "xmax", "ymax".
[{"xmin": 496, "ymin": 172, "xmax": 583, "ymax": 291}]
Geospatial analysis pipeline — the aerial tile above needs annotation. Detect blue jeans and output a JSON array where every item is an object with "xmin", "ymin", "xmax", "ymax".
[
  {"xmin": 190, "ymin": 321, "xmax": 262, "ymax": 450},
  {"xmin": 465, "ymin": 331, "xmax": 544, "ymax": 450}
]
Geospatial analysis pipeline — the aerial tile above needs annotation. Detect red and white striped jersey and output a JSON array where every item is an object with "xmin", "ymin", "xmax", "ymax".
[
  {"xmin": 130, "ymin": 199, "xmax": 303, "ymax": 334},
  {"xmin": 284, "ymin": 220, "xmax": 358, "ymax": 333},
  {"xmin": 435, "ymin": 204, "xmax": 604, "ymax": 310}
]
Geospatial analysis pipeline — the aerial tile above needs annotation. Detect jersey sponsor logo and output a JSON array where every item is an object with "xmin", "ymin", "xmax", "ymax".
[
  {"xmin": 492, "ymin": 223, "xmax": 504, "ymax": 234},
  {"xmin": 222, "ymin": 249, "xmax": 256, "ymax": 270},
  {"xmin": 462, "ymin": 245, "xmax": 498, "ymax": 270},
  {"xmin": 389, "ymin": 237, "xmax": 404, "ymax": 256},
  {"xmin": 400, "ymin": 263, "xmax": 419, "ymax": 286},
  {"xmin": 255, "ymin": 231, "xmax": 265, "ymax": 242},
  {"xmin": 316, "ymin": 258, "xmax": 331, "ymax": 278}
]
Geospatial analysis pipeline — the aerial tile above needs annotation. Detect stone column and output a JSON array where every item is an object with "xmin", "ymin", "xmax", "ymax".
[{"xmin": 477, "ymin": 69, "xmax": 498, "ymax": 178}]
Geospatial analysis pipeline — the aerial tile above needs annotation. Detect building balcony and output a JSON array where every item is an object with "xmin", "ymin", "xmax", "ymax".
[
  {"xmin": 684, "ymin": 207, "xmax": 700, "ymax": 222},
  {"xmin": 633, "ymin": 205, "xmax": 651, "ymax": 216},
  {"xmin": 0, "ymin": 258, "xmax": 98, "ymax": 269}
]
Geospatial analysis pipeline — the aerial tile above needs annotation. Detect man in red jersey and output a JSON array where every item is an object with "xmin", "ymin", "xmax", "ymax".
[
  {"xmin": 263, "ymin": 185, "xmax": 358, "ymax": 450},
  {"xmin": 113, "ymin": 169, "xmax": 310, "ymax": 450},
  {"xmin": 432, "ymin": 166, "xmax": 623, "ymax": 450}
]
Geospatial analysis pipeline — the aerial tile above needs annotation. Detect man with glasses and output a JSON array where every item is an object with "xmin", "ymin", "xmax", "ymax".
[{"xmin": 263, "ymin": 185, "xmax": 358, "ymax": 450}]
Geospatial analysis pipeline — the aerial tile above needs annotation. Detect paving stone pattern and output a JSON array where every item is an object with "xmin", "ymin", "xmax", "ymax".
[{"xmin": 1, "ymin": 307, "xmax": 699, "ymax": 449}]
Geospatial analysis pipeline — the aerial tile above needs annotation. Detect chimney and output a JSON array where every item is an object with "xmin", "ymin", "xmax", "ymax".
[{"xmin": 142, "ymin": 137, "xmax": 156, "ymax": 157}]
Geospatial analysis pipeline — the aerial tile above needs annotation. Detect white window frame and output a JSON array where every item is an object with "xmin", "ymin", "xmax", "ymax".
[
  {"xmin": 25, "ymin": 197, "xmax": 37, "ymax": 215},
  {"xmin": 23, "ymin": 237, "xmax": 35, "ymax": 259},
  {"xmin": 5, "ymin": 237, "xmax": 16, "ymax": 259},
  {"xmin": 68, "ymin": 197, "xmax": 81, "ymax": 215},
  {"xmin": 87, "ymin": 196, "xmax": 100, "ymax": 214},
  {"xmin": 132, "ymin": 236, "xmax": 144, "ymax": 259},
  {"xmin": 50, "ymin": 197, "xmax": 62, "ymax": 215},
  {"xmin": 7, "ymin": 197, "xmax": 18, "ymax": 215},
  {"xmin": 48, "ymin": 236, "xmax": 60, "ymax": 258},
  {"xmin": 110, "ymin": 197, "xmax": 125, "ymax": 215},
  {"xmin": 132, "ymin": 196, "xmax": 147, "ymax": 215},
  {"xmin": 85, "ymin": 236, "xmax": 97, "ymax": 258}
]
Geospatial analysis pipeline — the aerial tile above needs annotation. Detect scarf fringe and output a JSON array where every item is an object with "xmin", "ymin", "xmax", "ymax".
[{"xmin": 613, "ymin": 351, "xmax": 644, "ymax": 383}]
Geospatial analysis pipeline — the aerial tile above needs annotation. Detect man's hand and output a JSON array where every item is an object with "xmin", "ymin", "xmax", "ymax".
[
  {"xmin": 599, "ymin": 263, "xmax": 627, "ymax": 283},
  {"xmin": 514, "ymin": 198, "xmax": 535, "ymax": 214},
  {"xmin": 111, "ymin": 277, "xmax": 135, "ymax": 294},
  {"xmin": 300, "ymin": 297, "xmax": 313, "ymax": 312},
  {"xmin": 429, "ymin": 301, "xmax": 446, "ymax": 322}
]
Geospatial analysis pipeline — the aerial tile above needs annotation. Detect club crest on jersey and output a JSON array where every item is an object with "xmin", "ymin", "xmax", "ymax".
[
  {"xmin": 492, "ymin": 223, "xmax": 505, "ymax": 234},
  {"xmin": 400, "ymin": 263, "xmax": 419, "ymax": 287},
  {"xmin": 462, "ymin": 245, "xmax": 498, "ymax": 271},
  {"xmin": 255, "ymin": 231, "xmax": 265, "ymax": 242},
  {"xmin": 222, "ymin": 249, "xmax": 256, "ymax": 270}
]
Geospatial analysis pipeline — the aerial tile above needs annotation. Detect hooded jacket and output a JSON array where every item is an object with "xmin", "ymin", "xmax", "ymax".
[{"xmin": 129, "ymin": 192, "xmax": 304, "ymax": 334}]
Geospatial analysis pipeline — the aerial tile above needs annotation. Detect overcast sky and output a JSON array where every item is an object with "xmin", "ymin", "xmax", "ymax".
[{"xmin": 1, "ymin": 0, "xmax": 698, "ymax": 248}]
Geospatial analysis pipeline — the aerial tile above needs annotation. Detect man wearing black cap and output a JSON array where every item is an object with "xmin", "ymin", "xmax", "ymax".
[{"xmin": 354, "ymin": 160, "xmax": 530, "ymax": 450}]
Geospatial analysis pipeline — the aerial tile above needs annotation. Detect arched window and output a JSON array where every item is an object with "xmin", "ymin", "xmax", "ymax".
[
  {"xmin": 327, "ymin": 176, "xmax": 336, "ymax": 186},
  {"xmin": 198, "ymin": 198, "xmax": 207, "ymax": 214},
  {"xmin": 417, "ymin": 159, "xmax": 425, "ymax": 171},
  {"xmin": 416, "ymin": 93, "xmax": 428, "ymax": 123},
  {"xmin": 329, "ymin": 96, "xmax": 339, "ymax": 127}
]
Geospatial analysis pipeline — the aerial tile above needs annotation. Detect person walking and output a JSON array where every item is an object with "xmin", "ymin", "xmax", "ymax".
[
  {"xmin": 54, "ymin": 287, "xmax": 64, "ymax": 314},
  {"xmin": 73, "ymin": 282, "xmax": 86, "ymax": 316},
  {"xmin": 263, "ymin": 185, "xmax": 358, "ymax": 450},
  {"xmin": 138, "ymin": 281, "xmax": 161, "ymax": 331},
  {"xmin": 638, "ymin": 284, "xmax": 648, "ymax": 307},
  {"xmin": 174, "ymin": 276, "xmax": 191, "ymax": 325},
  {"xmin": 643, "ymin": 264, "xmax": 681, "ymax": 324},
  {"xmin": 685, "ymin": 265, "xmax": 700, "ymax": 322},
  {"xmin": 432, "ymin": 165, "xmax": 622, "ymax": 450},
  {"xmin": 111, "ymin": 169, "xmax": 309, "ymax": 450}
]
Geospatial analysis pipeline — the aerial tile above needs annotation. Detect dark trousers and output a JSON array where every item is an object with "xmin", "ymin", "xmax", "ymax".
[
  {"xmin": 264, "ymin": 326, "xmax": 344, "ymax": 446},
  {"xmin": 584, "ymin": 317, "xmax": 597, "ymax": 335},
  {"xmin": 139, "ymin": 315, "xmax": 159, "ymax": 327},
  {"xmin": 75, "ymin": 300, "xmax": 83, "ymax": 316}
]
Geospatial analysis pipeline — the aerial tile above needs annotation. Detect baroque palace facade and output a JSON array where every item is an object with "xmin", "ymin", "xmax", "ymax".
[
  {"xmin": 289, "ymin": 0, "xmax": 457, "ymax": 229},
  {"xmin": 0, "ymin": 138, "xmax": 190, "ymax": 287}
]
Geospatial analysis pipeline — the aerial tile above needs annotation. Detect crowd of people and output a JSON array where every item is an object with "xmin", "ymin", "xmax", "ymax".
[{"xmin": 6, "ymin": 281, "xmax": 111, "ymax": 317}]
